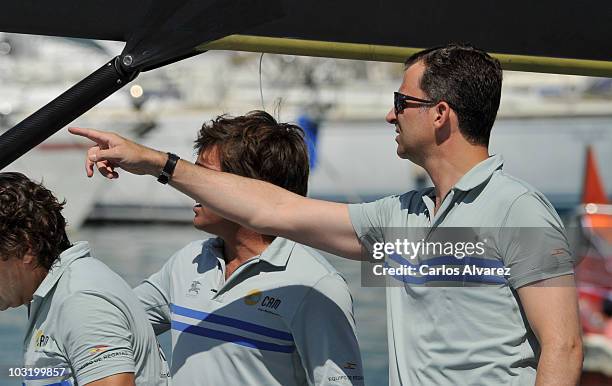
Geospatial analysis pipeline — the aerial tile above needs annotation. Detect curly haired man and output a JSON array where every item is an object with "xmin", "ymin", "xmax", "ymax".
[{"xmin": 0, "ymin": 172, "xmax": 169, "ymax": 386}]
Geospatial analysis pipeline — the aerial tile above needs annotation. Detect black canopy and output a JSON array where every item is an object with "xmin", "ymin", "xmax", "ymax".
[
  {"xmin": 2, "ymin": 1, "xmax": 611, "ymax": 67},
  {"xmin": 1, "ymin": 0, "xmax": 611, "ymax": 168}
]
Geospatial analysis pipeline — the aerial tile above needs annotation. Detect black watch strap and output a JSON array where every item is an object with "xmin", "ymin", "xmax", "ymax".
[{"xmin": 157, "ymin": 152, "xmax": 180, "ymax": 184}]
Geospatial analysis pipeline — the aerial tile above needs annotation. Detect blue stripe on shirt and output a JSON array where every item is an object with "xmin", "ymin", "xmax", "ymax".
[
  {"xmin": 171, "ymin": 320, "xmax": 296, "ymax": 353},
  {"xmin": 170, "ymin": 304, "xmax": 294, "ymax": 341}
]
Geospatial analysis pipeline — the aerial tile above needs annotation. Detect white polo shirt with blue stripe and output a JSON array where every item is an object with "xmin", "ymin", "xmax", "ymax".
[
  {"xmin": 349, "ymin": 155, "xmax": 575, "ymax": 386},
  {"xmin": 135, "ymin": 237, "xmax": 364, "ymax": 385},
  {"xmin": 22, "ymin": 242, "xmax": 169, "ymax": 386}
]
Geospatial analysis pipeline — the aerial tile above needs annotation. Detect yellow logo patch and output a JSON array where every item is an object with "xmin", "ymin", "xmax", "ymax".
[
  {"xmin": 244, "ymin": 289, "xmax": 262, "ymax": 306},
  {"xmin": 34, "ymin": 330, "xmax": 49, "ymax": 349}
]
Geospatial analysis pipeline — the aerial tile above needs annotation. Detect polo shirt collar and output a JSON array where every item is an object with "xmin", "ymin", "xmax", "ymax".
[
  {"xmin": 33, "ymin": 241, "xmax": 91, "ymax": 299},
  {"xmin": 453, "ymin": 154, "xmax": 504, "ymax": 191},
  {"xmin": 206, "ymin": 237, "xmax": 294, "ymax": 268},
  {"xmin": 259, "ymin": 237, "xmax": 295, "ymax": 267}
]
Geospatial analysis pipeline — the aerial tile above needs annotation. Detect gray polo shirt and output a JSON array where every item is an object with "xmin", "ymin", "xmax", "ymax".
[
  {"xmin": 23, "ymin": 242, "xmax": 169, "ymax": 386},
  {"xmin": 349, "ymin": 155, "xmax": 574, "ymax": 386},
  {"xmin": 135, "ymin": 236, "xmax": 364, "ymax": 386}
]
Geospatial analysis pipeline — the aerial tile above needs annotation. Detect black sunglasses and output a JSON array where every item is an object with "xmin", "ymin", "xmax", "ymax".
[{"xmin": 394, "ymin": 91, "xmax": 435, "ymax": 115}]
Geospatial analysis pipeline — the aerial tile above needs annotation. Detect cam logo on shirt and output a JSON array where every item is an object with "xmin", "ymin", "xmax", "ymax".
[
  {"xmin": 261, "ymin": 296, "xmax": 282, "ymax": 310},
  {"xmin": 245, "ymin": 289, "xmax": 283, "ymax": 315},
  {"xmin": 244, "ymin": 289, "xmax": 262, "ymax": 305},
  {"xmin": 34, "ymin": 329, "xmax": 50, "ymax": 349}
]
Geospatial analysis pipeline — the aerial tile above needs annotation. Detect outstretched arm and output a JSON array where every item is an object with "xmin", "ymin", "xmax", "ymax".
[{"xmin": 69, "ymin": 127, "xmax": 363, "ymax": 259}]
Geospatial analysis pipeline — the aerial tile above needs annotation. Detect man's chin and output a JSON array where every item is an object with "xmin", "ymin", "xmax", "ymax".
[
  {"xmin": 193, "ymin": 220, "xmax": 218, "ymax": 235},
  {"xmin": 192, "ymin": 220, "xmax": 207, "ymax": 231},
  {"xmin": 396, "ymin": 147, "xmax": 409, "ymax": 159}
]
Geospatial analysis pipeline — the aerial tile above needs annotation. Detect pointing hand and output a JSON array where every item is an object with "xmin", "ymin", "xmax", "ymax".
[{"xmin": 68, "ymin": 127, "xmax": 166, "ymax": 179}]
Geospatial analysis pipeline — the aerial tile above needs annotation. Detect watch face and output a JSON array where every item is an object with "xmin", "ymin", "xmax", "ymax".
[{"xmin": 157, "ymin": 172, "xmax": 170, "ymax": 184}]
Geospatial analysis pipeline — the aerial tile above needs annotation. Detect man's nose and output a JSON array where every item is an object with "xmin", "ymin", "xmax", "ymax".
[{"xmin": 385, "ymin": 107, "xmax": 397, "ymax": 124}]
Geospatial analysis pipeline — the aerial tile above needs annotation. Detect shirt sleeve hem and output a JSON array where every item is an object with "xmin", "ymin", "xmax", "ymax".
[
  {"xmin": 509, "ymin": 267, "xmax": 575, "ymax": 289},
  {"xmin": 347, "ymin": 204, "xmax": 367, "ymax": 239},
  {"xmin": 77, "ymin": 365, "xmax": 135, "ymax": 385}
]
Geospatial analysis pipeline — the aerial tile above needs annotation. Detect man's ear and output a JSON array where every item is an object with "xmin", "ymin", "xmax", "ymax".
[
  {"xmin": 432, "ymin": 101, "xmax": 451, "ymax": 129},
  {"xmin": 432, "ymin": 102, "xmax": 452, "ymax": 145},
  {"xmin": 21, "ymin": 251, "xmax": 36, "ymax": 266}
]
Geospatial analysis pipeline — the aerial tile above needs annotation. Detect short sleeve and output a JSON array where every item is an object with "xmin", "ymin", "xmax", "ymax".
[
  {"xmin": 134, "ymin": 258, "xmax": 174, "ymax": 335},
  {"xmin": 499, "ymin": 192, "xmax": 575, "ymax": 288},
  {"xmin": 57, "ymin": 293, "xmax": 136, "ymax": 385},
  {"xmin": 290, "ymin": 274, "xmax": 364, "ymax": 385},
  {"xmin": 348, "ymin": 195, "xmax": 399, "ymax": 250}
]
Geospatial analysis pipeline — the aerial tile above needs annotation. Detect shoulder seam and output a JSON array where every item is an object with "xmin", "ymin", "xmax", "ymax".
[
  {"xmin": 497, "ymin": 191, "xmax": 533, "ymax": 244},
  {"xmin": 496, "ymin": 171, "xmax": 537, "ymax": 193},
  {"xmin": 139, "ymin": 281, "xmax": 171, "ymax": 311},
  {"xmin": 500, "ymin": 191, "xmax": 532, "ymax": 228}
]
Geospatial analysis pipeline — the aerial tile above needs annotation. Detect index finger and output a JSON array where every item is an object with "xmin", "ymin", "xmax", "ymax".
[{"xmin": 68, "ymin": 127, "xmax": 112, "ymax": 146}]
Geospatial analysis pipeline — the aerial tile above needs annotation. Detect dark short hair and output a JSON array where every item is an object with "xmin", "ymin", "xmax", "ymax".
[
  {"xmin": 405, "ymin": 43, "xmax": 503, "ymax": 146},
  {"xmin": 195, "ymin": 110, "xmax": 309, "ymax": 196},
  {"xmin": 0, "ymin": 172, "xmax": 71, "ymax": 270}
]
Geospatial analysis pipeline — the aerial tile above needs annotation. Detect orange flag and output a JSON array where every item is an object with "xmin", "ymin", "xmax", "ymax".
[{"xmin": 582, "ymin": 146, "xmax": 608, "ymax": 205}]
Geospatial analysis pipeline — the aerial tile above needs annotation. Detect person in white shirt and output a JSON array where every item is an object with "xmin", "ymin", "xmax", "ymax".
[
  {"xmin": 134, "ymin": 111, "xmax": 364, "ymax": 385},
  {"xmin": 0, "ymin": 172, "xmax": 169, "ymax": 386}
]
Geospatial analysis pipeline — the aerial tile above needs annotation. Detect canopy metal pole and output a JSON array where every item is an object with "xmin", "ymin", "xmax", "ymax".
[
  {"xmin": 0, "ymin": 56, "xmax": 138, "ymax": 170},
  {"xmin": 200, "ymin": 35, "xmax": 612, "ymax": 78}
]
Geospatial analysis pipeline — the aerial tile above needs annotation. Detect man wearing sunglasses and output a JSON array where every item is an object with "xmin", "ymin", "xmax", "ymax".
[{"xmin": 71, "ymin": 43, "xmax": 583, "ymax": 386}]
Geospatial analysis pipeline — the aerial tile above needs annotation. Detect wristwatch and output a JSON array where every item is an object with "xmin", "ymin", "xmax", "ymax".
[{"xmin": 157, "ymin": 152, "xmax": 180, "ymax": 184}]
